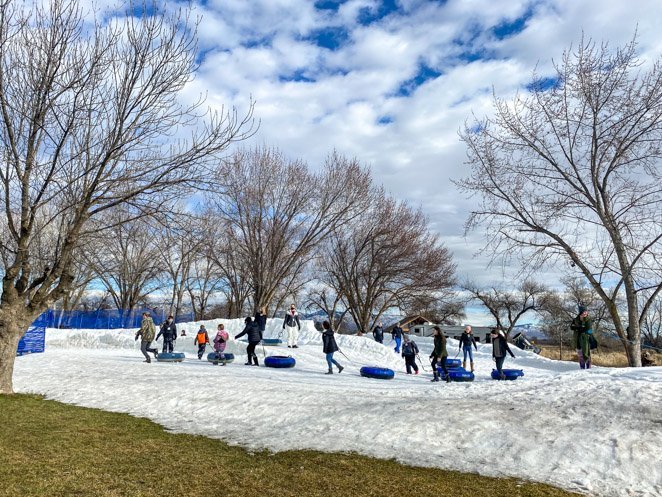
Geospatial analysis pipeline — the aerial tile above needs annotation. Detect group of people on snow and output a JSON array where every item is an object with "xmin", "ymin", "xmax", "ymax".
[{"xmin": 135, "ymin": 304, "xmax": 595, "ymax": 376}]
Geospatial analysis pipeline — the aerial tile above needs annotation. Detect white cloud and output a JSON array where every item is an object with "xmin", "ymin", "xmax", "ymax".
[{"xmin": 182, "ymin": 0, "xmax": 662, "ymax": 287}]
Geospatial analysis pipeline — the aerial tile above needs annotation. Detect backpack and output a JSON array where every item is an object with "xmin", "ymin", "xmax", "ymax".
[{"xmin": 589, "ymin": 334, "xmax": 598, "ymax": 350}]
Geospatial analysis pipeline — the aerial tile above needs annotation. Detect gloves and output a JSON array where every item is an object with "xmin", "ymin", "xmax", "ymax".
[
  {"xmin": 401, "ymin": 353, "xmax": 405, "ymax": 358},
  {"xmin": 234, "ymin": 335, "xmax": 238, "ymax": 340},
  {"xmin": 134, "ymin": 334, "xmax": 139, "ymax": 341}
]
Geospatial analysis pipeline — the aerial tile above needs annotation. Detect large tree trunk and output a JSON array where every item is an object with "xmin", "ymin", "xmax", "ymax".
[{"xmin": 0, "ymin": 309, "xmax": 32, "ymax": 394}]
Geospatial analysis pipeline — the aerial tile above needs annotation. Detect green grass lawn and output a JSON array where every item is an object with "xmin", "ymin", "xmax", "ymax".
[{"xmin": 0, "ymin": 394, "xmax": 580, "ymax": 497}]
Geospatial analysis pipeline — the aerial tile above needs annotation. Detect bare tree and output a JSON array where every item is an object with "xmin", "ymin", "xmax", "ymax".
[
  {"xmin": 209, "ymin": 147, "xmax": 372, "ymax": 313},
  {"xmin": 155, "ymin": 211, "xmax": 202, "ymax": 318},
  {"xmin": 205, "ymin": 217, "xmax": 252, "ymax": 318},
  {"xmin": 458, "ymin": 36, "xmax": 662, "ymax": 366},
  {"xmin": 0, "ymin": 1, "xmax": 253, "ymax": 393},
  {"xmin": 409, "ymin": 294, "xmax": 466, "ymax": 325},
  {"xmin": 84, "ymin": 213, "xmax": 163, "ymax": 316},
  {"xmin": 186, "ymin": 251, "xmax": 223, "ymax": 321},
  {"xmin": 640, "ymin": 290, "xmax": 662, "ymax": 349},
  {"xmin": 304, "ymin": 285, "xmax": 350, "ymax": 332},
  {"xmin": 462, "ymin": 279, "xmax": 548, "ymax": 335},
  {"xmin": 320, "ymin": 190, "xmax": 457, "ymax": 334}
]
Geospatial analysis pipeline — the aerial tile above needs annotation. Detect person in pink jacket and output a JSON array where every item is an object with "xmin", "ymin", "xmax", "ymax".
[{"xmin": 212, "ymin": 323, "xmax": 230, "ymax": 366}]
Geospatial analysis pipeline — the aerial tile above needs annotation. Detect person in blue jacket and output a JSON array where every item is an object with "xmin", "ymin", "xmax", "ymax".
[
  {"xmin": 458, "ymin": 325, "xmax": 478, "ymax": 372},
  {"xmin": 235, "ymin": 316, "xmax": 262, "ymax": 366},
  {"xmin": 320, "ymin": 320, "xmax": 344, "ymax": 374},
  {"xmin": 391, "ymin": 324, "xmax": 403, "ymax": 353}
]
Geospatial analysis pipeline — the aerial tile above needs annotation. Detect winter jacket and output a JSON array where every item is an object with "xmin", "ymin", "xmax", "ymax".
[
  {"xmin": 372, "ymin": 326, "xmax": 384, "ymax": 341},
  {"xmin": 156, "ymin": 321, "xmax": 177, "ymax": 341},
  {"xmin": 391, "ymin": 326, "xmax": 403, "ymax": 339},
  {"xmin": 283, "ymin": 311, "xmax": 301, "ymax": 329},
  {"xmin": 492, "ymin": 332, "xmax": 515, "ymax": 359},
  {"xmin": 235, "ymin": 322, "xmax": 262, "ymax": 344},
  {"xmin": 401, "ymin": 340, "xmax": 419, "ymax": 357},
  {"xmin": 571, "ymin": 315, "xmax": 593, "ymax": 357},
  {"xmin": 136, "ymin": 316, "xmax": 156, "ymax": 342},
  {"xmin": 254, "ymin": 312, "xmax": 268, "ymax": 332},
  {"xmin": 431, "ymin": 333, "xmax": 447, "ymax": 358},
  {"xmin": 322, "ymin": 328, "xmax": 339, "ymax": 354},
  {"xmin": 458, "ymin": 333, "xmax": 477, "ymax": 350},
  {"xmin": 213, "ymin": 330, "xmax": 229, "ymax": 353},
  {"xmin": 194, "ymin": 329, "xmax": 210, "ymax": 345}
]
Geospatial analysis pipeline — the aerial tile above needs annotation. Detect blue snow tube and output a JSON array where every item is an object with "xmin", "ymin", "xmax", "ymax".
[
  {"xmin": 156, "ymin": 352, "xmax": 185, "ymax": 363},
  {"xmin": 445, "ymin": 358, "xmax": 462, "ymax": 369},
  {"xmin": 264, "ymin": 355, "xmax": 296, "ymax": 368},
  {"xmin": 360, "ymin": 366, "xmax": 395, "ymax": 380},
  {"xmin": 437, "ymin": 367, "xmax": 475, "ymax": 382},
  {"xmin": 262, "ymin": 338, "xmax": 283, "ymax": 346},
  {"xmin": 207, "ymin": 352, "xmax": 235, "ymax": 364},
  {"xmin": 491, "ymin": 369, "xmax": 524, "ymax": 380}
]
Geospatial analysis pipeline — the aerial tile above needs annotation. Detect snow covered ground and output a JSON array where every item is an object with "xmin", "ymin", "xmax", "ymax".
[{"xmin": 13, "ymin": 318, "xmax": 662, "ymax": 497}]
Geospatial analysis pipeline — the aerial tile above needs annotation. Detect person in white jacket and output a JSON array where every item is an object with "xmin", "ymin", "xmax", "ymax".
[{"xmin": 282, "ymin": 303, "xmax": 301, "ymax": 348}]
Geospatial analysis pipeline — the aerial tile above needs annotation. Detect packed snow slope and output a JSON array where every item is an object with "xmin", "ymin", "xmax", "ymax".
[{"xmin": 14, "ymin": 318, "xmax": 662, "ymax": 497}]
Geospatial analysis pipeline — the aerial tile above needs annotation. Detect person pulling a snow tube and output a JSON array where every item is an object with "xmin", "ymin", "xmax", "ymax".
[
  {"xmin": 360, "ymin": 366, "xmax": 395, "ymax": 380},
  {"xmin": 401, "ymin": 335, "xmax": 419, "ymax": 375},
  {"xmin": 490, "ymin": 327, "xmax": 515, "ymax": 380},
  {"xmin": 194, "ymin": 325, "xmax": 210, "ymax": 360},
  {"xmin": 319, "ymin": 320, "xmax": 344, "ymax": 374},
  {"xmin": 211, "ymin": 323, "xmax": 230, "ymax": 365},
  {"xmin": 491, "ymin": 369, "xmax": 523, "ymax": 380},
  {"xmin": 430, "ymin": 326, "xmax": 450, "ymax": 383},
  {"xmin": 235, "ymin": 316, "xmax": 262, "ymax": 366},
  {"xmin": 264, "ymin": 355, "xmax": 296, "ymax": 368},
  {"xmin": 135, "ymin": 312, "xmax": 159, "ymax": 363}
]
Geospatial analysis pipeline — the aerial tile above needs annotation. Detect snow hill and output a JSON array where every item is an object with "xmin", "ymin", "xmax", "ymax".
[{"xmin": 13, "ymin": 318, "xmax": 662, "ymax": 497}]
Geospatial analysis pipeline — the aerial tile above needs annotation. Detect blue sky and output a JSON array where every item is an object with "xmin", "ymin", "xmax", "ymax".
[{"xmin": 96, "ymin": 0, "xmax": 662, "ymax": 323}]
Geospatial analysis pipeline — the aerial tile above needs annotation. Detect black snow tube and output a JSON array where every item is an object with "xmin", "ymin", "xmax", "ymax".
[
  {"xmin": 262, "ymin": 338, "xmax": 283, "ymax": 346},
  {"xmin": 207, "ymin": 352, "xmax": 235, "ymax": 364},
  {"xmin": 360, "ymin": 366, "xmax": 395, "ymax": 380},
  {"xmin": 491, "ymin": 368, "xmax": 524, "ymax": 380},
  {"xmin": 437, "ymin": 367, "xmax": 475, "ymax": 382},
  {"xmin": 156, "ymin": 352, "xmax": 185, "ymax": 363},
  {"xmin": 264, "ymin": 355, "xmax": 296, "ymax": 368}
]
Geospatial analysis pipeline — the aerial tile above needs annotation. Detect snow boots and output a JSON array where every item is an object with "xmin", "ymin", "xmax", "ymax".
[
  {"xmin": 338, "ymin": 365, "xmax": 344, "ymax": 373},
  {"xmin": 253, "ymin": 355, "xmax": 259, "ymax": 366},
  {"xmin": 431, "ymin": 371, "xmax": 440, "ymax": 382},
  {"xmin": 462, "ymin": 360, "xmax": 466, "ymax": 370},
  {"xmin": 325, "ymin": 368, "xmax": 333, "ymax": 374},
  {"xmin": 470, "ymin": 361, "xmax": 475, "ymax": 372}
]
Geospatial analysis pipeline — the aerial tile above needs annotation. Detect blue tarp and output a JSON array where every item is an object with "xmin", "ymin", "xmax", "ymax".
[
  {"xmin": 16, "ymin": 309, "xmax": 194, "ymax": 356},
  {"xmin": 34, "ymin": 308, "xmax": 194, "ymax": 330},
  {"xmin": 17, "ymin": 326, "xmax": 45, "ymax": 356}
]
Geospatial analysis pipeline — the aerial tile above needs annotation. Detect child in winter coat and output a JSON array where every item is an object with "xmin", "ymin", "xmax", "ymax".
[
  {"xmin": 430, "ymin": 326, "xmax": 450, "ymax": 383},
  {"xmin": 490, "ymin": 328, "xmax": 515, "ymax": 380},
  {"xmin": 194, "ymin": 325, "xmax": 210, "ymax": 360},
  {"xmin": 320, "ymin": 320, "xmax": 344, "ymax": 374},
  {"xmin": 212, "ymin": 323, "xmax": 229, "ymax": 366},
  {"xmin": 156, "ymin": 315, "xmax": 177, "ymax": 354},
  {"xmin": 401, "ymin": 335, "xmax": 419, "ymax": 374},
  {"xmin": 458, "ymin": 325, "xmax": 478, "ymax": 372}
]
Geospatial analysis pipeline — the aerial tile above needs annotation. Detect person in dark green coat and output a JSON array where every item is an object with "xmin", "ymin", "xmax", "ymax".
[
  {"xmin": 430, "ymin": 325, "xmax": 450, "ymax": 383},
  {"xmin": 571, "ymin": 306, "xmax": 593, "ymax": 369}
]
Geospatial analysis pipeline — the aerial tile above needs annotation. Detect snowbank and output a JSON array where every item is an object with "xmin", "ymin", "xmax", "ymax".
[{"xmin": 13, "ymin": 318, "xmax": 662, "ymax": 497}]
